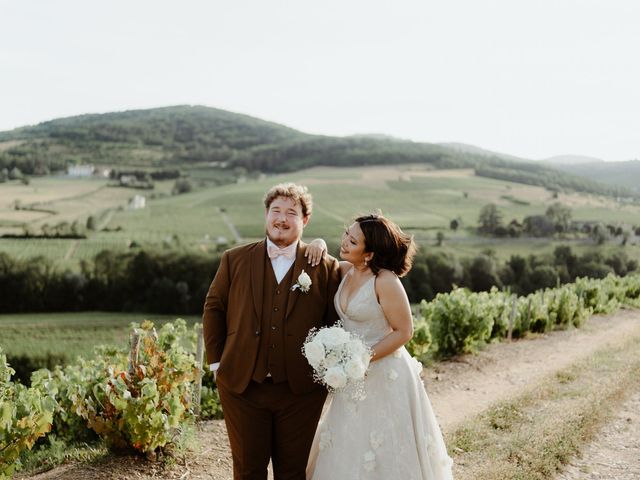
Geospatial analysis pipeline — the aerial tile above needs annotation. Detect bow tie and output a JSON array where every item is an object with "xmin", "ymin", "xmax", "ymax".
[{"xmin": 267, "ymin": 243, "xmax": 296, "ymax": 260}]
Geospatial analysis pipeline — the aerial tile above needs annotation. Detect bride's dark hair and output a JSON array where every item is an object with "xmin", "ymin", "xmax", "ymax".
[{"xmin": 355, "ymin": 214, "xmax": 416, "ymax": 277}]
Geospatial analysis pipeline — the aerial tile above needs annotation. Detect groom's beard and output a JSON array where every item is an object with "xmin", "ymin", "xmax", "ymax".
[{"xmin": 265, "ymin": 226, "xmax": 301, "ymax": 248}]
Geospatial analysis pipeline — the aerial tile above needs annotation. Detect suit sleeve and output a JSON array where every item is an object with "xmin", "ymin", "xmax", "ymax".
[
  {"xmin": 323, "ymin": 257, "xmax": 341, "ymax": 327},
  {"xmin": 202, "ymin": 251, "xmax": 231, "ymax": 364}
]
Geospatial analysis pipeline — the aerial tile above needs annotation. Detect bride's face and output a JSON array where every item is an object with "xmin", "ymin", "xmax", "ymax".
[{"xmin": 340, "ymin": 222, "xmax": 371, "ymax": 266}]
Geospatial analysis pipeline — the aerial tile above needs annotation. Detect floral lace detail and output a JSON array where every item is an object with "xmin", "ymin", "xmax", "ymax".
[
  {"xmin": 363, "ymin": 450, "xmax": 376, "ymax": 471},
  {"xmin": 308, "ymin": 270, "xmax": 453, "ymax": 480},
  {"xmin": 319, "ymin": 429, "xmax": 332, "ymax": 451},
  {"xmin": 370, "ymin": 430, "xmax": 384, "ymax": 450}
]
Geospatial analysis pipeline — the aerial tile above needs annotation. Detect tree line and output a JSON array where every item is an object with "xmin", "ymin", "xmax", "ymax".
[{"xmin": 1, "ymin": 245, "xmax": 637, "ymax": 314}]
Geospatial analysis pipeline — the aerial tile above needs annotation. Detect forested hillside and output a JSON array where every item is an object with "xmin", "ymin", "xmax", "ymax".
[{"xmin": 0, "ymin": 105, "xmax": 636, "ymax": 199}]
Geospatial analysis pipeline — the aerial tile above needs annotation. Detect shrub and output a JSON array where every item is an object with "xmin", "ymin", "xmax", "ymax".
[
  {"xmin": 406, "ymin": 308, "xmax": 432, "ymax": 363},
  {"xmin": 0, "ymin": 349, "xmax": 56, "ymax": 477},
  {"xmin": 425, "ymin": 288, "xmax": 494, "ymax": 358},
  {"xmin": 68, "ymin": 320, "xmax": 198, "ymax": 454}
]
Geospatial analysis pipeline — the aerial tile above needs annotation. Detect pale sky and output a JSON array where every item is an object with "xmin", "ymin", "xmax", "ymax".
[{"xmin": 1, "ymin": 0, "xmax": 639, "ymax": 161}]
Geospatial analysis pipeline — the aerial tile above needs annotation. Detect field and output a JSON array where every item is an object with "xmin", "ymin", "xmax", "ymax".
[
  {"xmin": 2, "ymin": 165, "xmax": 640, "ymax": 270},
  {"xmin": 0, "ymin": 312, "xmax": 200, "ymax": 362}
]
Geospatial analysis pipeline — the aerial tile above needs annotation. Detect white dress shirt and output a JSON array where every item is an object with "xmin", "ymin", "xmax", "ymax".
[{"xmin": 209, "ymin": 238, "xmax": 297, "ymax": 373}]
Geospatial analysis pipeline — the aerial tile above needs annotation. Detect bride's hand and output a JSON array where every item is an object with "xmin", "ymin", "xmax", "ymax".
[{"xmin": 306, "ymin": 238, "xmax": 328, "ymax": 266}]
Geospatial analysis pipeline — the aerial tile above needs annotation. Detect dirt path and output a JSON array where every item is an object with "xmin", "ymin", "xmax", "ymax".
[
  {"xmin": 20, "ymin": 309, "xmax": 640, "ymax": 480},
  {"xmin": 426, "ymin": 308, "xmax": 640, "ymax": 430},
  {"xmin": 556, "ymin": 388, "xmax": 640, "ymax": 480},
  {"xmin": 219, "ymin": 208, "xmax": 242, "ymax": 244}
]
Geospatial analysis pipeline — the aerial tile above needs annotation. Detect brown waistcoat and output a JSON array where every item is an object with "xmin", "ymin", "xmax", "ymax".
[{"xmin": 252, "ymin": 259, "xmax": 295, "ymax": 383}]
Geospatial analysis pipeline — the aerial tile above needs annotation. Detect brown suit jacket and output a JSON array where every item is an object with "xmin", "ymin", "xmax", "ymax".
[{"xmin": 202, "ymin": 239, "xmax": 341, "ymax": 394}]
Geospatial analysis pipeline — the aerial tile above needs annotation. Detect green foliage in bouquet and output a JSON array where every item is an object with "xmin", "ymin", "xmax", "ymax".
[
  {"xmin": 0, "ymin": 349, "xmax": 56, "ymax": 478},
  {"xmin": 68, "ymin": 319, "xmax": 198, "ymax": 454}
]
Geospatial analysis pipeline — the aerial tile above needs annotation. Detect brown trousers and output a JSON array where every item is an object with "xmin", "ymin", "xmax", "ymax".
[{"xmin": 218, "ymin": 380, "xmax": 327, "ymax": 480}]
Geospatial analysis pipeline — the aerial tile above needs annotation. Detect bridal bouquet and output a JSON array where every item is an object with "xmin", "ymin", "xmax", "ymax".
[{"xmin": 302, "ymin": 325, "xmax": 371, "ymax": 398}]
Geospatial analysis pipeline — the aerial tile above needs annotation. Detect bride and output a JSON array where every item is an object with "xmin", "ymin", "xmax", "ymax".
[{"xmin": 307, "ymin": 214, "xmax": 453, "ymax": 480}]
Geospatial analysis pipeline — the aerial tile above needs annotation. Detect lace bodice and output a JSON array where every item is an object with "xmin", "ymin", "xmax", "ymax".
[{"xmin": 335, "ymin": 270, "xmax": 392, "ymax": 348}]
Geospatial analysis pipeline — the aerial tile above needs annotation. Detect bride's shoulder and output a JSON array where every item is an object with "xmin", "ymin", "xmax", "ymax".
[
  {"xmin": 374, "ymin": 269, "xmax": 402, "ymax": 292},
  {"xmin": 338, "ymin": 261, "xmax": 352, "ymax": 277}
]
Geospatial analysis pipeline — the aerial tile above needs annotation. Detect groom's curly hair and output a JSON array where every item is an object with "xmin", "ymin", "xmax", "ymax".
[
  {"xmin": 356, "ymin": 214, "xmax": 416, "ymax": 277},
  {"xmin": 263, "ymin": 183, "xmax": 313, "ymax": 218}
]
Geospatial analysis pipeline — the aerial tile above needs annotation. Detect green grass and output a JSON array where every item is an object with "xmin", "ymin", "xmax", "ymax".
[
  {"xmin": 449, "ymin": 335, "xmax": 640, "ymax": 479},
  {"xmin": 0, "ymin": 312, "xmax": 200, "ymax": 361},
  {"xmin": 2, "ymin": 165, "xmax": 640, "ymax": 269}
]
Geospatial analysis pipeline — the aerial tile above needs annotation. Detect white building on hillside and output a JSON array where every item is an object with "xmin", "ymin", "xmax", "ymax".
[
  {"xmin": 67, "ymin": 164, "xmax": 95, "ymax": 177},
  {"xmin": 128, "ymin": 195, "xmax": 146, "ymax": 209}
]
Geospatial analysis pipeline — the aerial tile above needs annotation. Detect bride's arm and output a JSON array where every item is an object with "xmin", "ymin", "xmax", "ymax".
[
  {"xmin": 305, "ymin": 238, "xmax": 328, "ymax": 266},
  {"xmin": 369, "ymin": 270, "xmax": 414, "ymax": 362}
]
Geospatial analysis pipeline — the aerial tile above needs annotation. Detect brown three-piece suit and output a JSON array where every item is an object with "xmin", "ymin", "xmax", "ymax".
[{"xmin": 203, "ymin": 239, "xmax": 340, "ymax": 480}]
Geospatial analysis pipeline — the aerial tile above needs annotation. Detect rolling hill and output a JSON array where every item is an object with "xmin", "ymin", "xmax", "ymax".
[
  {"xmin": 551, "ymin": 160, "xmax": 640, "ymax": 192},
  {"xmin": 0, "ymin": 105, "xmax": 637, "ymax": 199}
]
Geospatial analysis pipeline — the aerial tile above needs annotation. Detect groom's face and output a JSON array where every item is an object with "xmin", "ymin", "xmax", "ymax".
[{"xmin": 265, "ymin": 196, "xmax": 308, "ymax": 247}]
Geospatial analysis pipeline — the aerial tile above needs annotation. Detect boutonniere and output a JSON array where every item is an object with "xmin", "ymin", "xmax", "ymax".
[{"xmin": 291, "ymin": 270, "xmax": 312, "ymax": 293}]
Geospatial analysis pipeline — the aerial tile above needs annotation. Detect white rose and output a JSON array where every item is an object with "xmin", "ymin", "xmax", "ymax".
[
  {"xmin": 316, "ymin": 326, "xmax": 351, "ymax": 347},
  {"xmin": 292, "ymin": 270, "xmax": 313, "ymax": 293},
  {"xmin": 324, "ymin": 366, "xmax": 347, "ymax": 389},
  {"xmin": 297, "ymin": 270, "xmax": 312, "ymax": 289},
  {"xmin": 344, "ymin": 358, "xmax": 366, "ymax": 380},
  {"xmin": 324, "ymin": 352, "xmax": 340, "ymax": 368},
  {"xmin": 303, "ymin": 340, "xmax": 325, "ymax": 368}
]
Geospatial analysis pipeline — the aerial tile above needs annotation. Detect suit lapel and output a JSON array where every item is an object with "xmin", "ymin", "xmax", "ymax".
[
  {"xmin": 285, "ymin": 240, "xmax": 307, "ymax": 319},
  {"xmin": 251, "ymin": 239, "xmax": 267, "ymax": 323}
]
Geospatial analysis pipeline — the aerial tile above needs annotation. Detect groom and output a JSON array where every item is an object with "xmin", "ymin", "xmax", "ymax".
[{"xmin": 203, "ymin": 183, "xmax": 340, "ymax": 480}]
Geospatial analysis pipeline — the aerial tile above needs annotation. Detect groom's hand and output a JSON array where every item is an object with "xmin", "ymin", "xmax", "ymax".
[{"xmin": 306, "ymin": 238, "xmax": 328, "ymax": 266}]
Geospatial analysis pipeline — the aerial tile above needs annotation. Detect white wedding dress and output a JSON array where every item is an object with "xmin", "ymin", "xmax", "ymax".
[{"xmin": 307, "ymin": 271, "xmax": 453, "ymax": 480}]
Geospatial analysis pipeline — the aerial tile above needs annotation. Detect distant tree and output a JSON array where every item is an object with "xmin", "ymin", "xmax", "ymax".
[
  {"xmin": 507, "ymin": 219, "xmax": 522, "ymax": 238},
  {"xmin": 545, "ymin": 202, "xmax": 572, "ymax": 233},
  {"xmin": 436, "ymin": 231, "xmax": 445, "ymax": 246},
  {"xmin": 530, "ymin": 265, "xmax": 559, "ymax": 290},
  {"xmin": 554, "ymin": 245, "xmax": 577, "ymax": 277},
  {"xmin": 468, "ymin": 254, "xmax": 503, "ymax": 291},
  {"xmin": 590, "ymin": 223, "xmax": 610, "ymax": 245},
  {"xmin": 523, "ymin": 215, "xmax": 555, "ymax": 237},
  {"xmin": 172, "ymin": 178, "xmax": 193, "ymax": 195},
  {"xmin": 605, "ymin": 251, "xmax": 631, "ymax": 276},
  {"xmin": 573, "ymin": 261, "xmax": 613, "ymax": 279},
  {"xmin": 9, "ymin": 167, "xmax": 22, "ymax": 180},
  {"xmin": 478, "ymin": 203, "xmax": 503, "ymax": 234},
  {"xmin": 449, "ymin": 219, "xmax": 459, "ymax": 231},
  {"xmin": 86, "ymin": 215, "xmax": 97, "ymax": 231}
]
